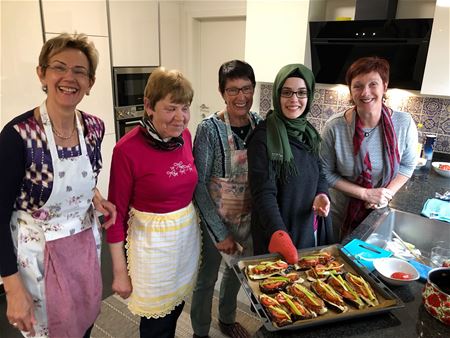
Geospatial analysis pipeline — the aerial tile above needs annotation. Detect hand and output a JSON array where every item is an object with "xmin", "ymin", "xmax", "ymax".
[
  {"xmin": 362, "ymin": 187, "xmax": 393, "ymax": 207},
  {"xmin": 4, "ymin": 274, "xmax": 36, "ymax": 335},
  {"xmin": 313, "ymin": 194, "xmax": 330, "ymax": 217},
  {"xmin": 93, "ymin": 189, "xmax": 117, "ymax": 229},
  {"xmin": 112, "ymin": 269, "xmax": 133, "ymax": 299},
  {"xmin": 216, "ymin": 234, "xmax": 238, "ymax": 255},
  {"xmin": 268, "ymin": 230, "xmax": 298, "ymax": 264}
]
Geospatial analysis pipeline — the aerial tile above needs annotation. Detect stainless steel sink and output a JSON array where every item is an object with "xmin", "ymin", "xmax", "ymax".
[{"xmin": 359, "ymin": 208, "xmax": 450, "ymax": 258}]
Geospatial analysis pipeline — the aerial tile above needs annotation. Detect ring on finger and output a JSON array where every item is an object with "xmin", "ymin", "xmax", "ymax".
[{"xmin": 12, "ymin": 322, "xmax": 18, "ymax": 327}]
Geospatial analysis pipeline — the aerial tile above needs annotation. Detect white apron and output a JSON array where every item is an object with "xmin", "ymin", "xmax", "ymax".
[
  {"xmin": 10, "ymin": 101, "xmax": 102, "ymax": 337},
  {"xmin": 208, "ymin": 111, "xmax": 254, "ymax": 255},
  {"xmin": 126, "ymin": 203, "xmax": 201, "ymax": 318}
]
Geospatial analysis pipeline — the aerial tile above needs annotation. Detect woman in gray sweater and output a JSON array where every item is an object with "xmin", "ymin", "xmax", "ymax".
[{"xmin": 320, "ymin": 57, "xmax": 417, "ymax": 240}]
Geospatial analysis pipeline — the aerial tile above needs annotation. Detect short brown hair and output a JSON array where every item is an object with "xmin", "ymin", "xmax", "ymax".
[
  {"xmin": 345, "ymin": 56, "xmax": 390, "ymax": 87},
  {"xmin": 39, "ymin": 33, "xmax": 98, "ymax": 80},
  {"xmin": 144, "ymin": 67, "xmax": 194, "ymax": 109}
]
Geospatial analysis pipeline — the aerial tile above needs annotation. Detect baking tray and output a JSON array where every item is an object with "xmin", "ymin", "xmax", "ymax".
[{"xmin": 231, "ymin": 244, "xmax": 404, "ymax": 332}]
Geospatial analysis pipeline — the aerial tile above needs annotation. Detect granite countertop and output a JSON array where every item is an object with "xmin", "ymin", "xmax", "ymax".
[
  {"xmin": 390, "ymin": 157, "xmax": 450, "ymax": 215},
  {"xmin": 255, "ymin": 153, "xmax": 450, "ymax": 337}
]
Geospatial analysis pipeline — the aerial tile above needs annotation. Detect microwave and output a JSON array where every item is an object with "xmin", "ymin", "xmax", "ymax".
[{"xmin": 113, "ymin": 66, "xmax": 158, "ymax": 108}]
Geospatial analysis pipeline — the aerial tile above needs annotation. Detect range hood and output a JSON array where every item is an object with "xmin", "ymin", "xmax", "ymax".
[
  {"xmin": 309, "ymin": 19, "xmax": 433, "ymax": 90},
  {"xmin": 309, "ymin": 0, "xmax": 434, "ymax": 90}
]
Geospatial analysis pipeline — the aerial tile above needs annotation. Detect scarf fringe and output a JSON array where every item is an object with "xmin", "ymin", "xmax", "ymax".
[{"xmin": 272, "ymin": 159, "xmax": 298, "ymax": 184}]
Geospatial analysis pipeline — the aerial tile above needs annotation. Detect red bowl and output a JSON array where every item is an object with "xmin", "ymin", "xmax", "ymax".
[{"xmin": 422, "ymin": 267, "xmax": 450, "ymax": 326}]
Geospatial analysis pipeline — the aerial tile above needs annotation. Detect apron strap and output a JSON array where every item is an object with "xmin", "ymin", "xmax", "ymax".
[
  {"xmin": 223, "ymin": 111, "xmax": 255, "ymax": 174},
  {"xmin": 40, "ymin": 100, "xmax": 89, "ymax": 158}
]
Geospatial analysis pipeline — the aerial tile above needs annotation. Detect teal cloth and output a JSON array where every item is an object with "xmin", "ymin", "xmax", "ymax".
[{"xmin": 421, "ymin": 198, "xmax": 450, "ymax": 223}]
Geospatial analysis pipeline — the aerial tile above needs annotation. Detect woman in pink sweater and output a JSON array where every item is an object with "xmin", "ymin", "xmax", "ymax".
[{"xmin": 106, "ymin": 68, "xmax": 200, "ymax": 338}]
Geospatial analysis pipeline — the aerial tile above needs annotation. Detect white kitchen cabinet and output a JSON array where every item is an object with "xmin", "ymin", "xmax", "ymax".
[
  {"xmin": 108, "ymin": 0, "xmax": 160, "ymax": 66},
  {"xmin": 41, "ymin": 0, "xmax": 108, "ymax": 36},
  {"xmin": 45, "ymin": 34, "xmax": 115, "ymax": 134},
  {"xmin": 1, "ymin": 0, "xmax": 45, "ymax": 127},
  {"xmin": 421, "ymin": 0, "xmax": 450, "ymax": 97}
]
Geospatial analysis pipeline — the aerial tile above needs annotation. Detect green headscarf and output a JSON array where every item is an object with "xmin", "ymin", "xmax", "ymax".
[{"xmin": 266, "ymin": 64, "xmax": 321, "ymax": 182}]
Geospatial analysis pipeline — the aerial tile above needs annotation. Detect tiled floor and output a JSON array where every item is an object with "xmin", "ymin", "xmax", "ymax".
[{"xmin": 0, "ymin": 235, "xmax": 255, "ymax": 337}]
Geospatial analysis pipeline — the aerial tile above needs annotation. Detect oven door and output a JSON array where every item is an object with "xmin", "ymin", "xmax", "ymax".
[
  {"xmin": 113, "ymin": 67, "xmax": 157, "ymax": 107},
  {"xmin": 117, "ymin": 117, "xmax": 142, "ymax": 140}
]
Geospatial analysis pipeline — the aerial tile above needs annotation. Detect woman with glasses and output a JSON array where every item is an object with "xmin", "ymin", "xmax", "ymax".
[
  {"xmin": 0, "ymin": 33, "xmax": 116, "ymax": 337},
  {"xmin": 190, "ymin": 60, "xmax": 261, "ymax": 338},
  {"xmin": 320, "ymin": 57, "xmax": 417, "ymax": 240},
  {"xmin": 248, "ymin": 64, "xmax": 334, "ymax": 264}
]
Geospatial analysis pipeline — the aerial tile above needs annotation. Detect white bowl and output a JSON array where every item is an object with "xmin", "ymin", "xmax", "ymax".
[
  {"xmin": 373, "ymin": 258, "xmax": 419, "ymax": 286},
  {"xmin": 432, "ymin": 162, "xmax": 450, "ymax": 178}
]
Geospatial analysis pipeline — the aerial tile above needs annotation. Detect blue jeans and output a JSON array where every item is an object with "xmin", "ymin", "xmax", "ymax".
[{"xmin": 190, "ymin": 225, "xmax": 242, "ymax": 336}]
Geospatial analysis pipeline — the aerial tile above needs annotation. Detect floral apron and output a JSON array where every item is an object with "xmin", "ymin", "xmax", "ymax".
[
  {"xmin": 126, "ymin": 203, "xmax": 201, "ymax": 318},
  {"xmin": 10, "ymin": 101, "xmax": 102, "ymax": 337},
  {"xmin": 208, "ymin": 111, "xmax": 255, "ymax": 255}
]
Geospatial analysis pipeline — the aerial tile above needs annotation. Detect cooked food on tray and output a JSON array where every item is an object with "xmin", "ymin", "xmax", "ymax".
[
  {"xmin": 328, "ymin": 274, "xmax": 365, "ymax": 309},
  {"xmin": 296, "ymin": 252, "xmax": 335, "ymax": 269},
  {"xmin": 259, "ymin": 276, "xmax": 290, "ymax": 293},
  {"xmin": 238, "ymin": 246, "xmax": 402, "ymax": 331},
  {"xmin": 260, "ymin": 293, "xmax": 282, "ymax": 307},
  {"xmin": 311, "ymin": 279, "xmax": 348, "ymax": 313},
  {"xmin": 247, "ymin": 259, "xmax": 290, "ymax": 279},
  {"xmin": 305, "ymin": 261, "xmax": 345, "ymax": 281},
  {"xmin": 274, "ymin": 291, "xmax": 316, "ymax": 320},
  {"xmin": 265, "ymin": 304, "xmax": 293, "ymax": 327},
  {"xmin": 282, "ymin": 271, "xmax": 304, "ymax": 283},
  {"xmin": 345, "ymin": 272, "xmax": 379, "ymax": 307},
  {"xmin": 287, "ymin": 283, "xmax": 328, "ymax": 315}
]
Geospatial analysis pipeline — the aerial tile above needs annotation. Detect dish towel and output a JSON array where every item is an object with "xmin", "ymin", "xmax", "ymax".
[{"xmin": 421, "ymin": 198, "xmax": 450, "ymax": 223}]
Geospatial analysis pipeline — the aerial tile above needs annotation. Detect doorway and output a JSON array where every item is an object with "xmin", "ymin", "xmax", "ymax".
[{"xmin": 190, "ymin": 17, "xmax": 246, "ymax": 133}]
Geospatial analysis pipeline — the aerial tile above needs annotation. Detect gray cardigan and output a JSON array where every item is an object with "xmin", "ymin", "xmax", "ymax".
[{"xmin": 193, "ymin": 111, "xmax": 262, "ymax": 242}]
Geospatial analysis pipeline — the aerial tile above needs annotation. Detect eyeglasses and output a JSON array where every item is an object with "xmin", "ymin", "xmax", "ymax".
[
  {"xmin": 225, "ymin": 85, "xmax": 254, "ymax": 96},
  {"xmin": 280, "ymin": 89, "xmax": 308, "ymax": 98},
  {"xmin": 45, "ymin": 64, "xmax": 90, "ymax": 79}
]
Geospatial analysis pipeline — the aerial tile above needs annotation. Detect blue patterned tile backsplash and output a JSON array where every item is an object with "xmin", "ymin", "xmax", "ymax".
[{"xmin": 258, "ymin": 83, "xmax": 450, "ymax": 154}]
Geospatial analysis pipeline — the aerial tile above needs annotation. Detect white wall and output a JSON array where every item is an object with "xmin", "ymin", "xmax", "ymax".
[
  {"xmin": 160, "ymin": 0, "xmax": 183, "ymax": 70},
  {"xmin": 1, "ymin": 0, "xmax": 45, "ymax": 128},
  {"xmin": 323, "ymin": 0, "xmax": 436, "ymax": 20},
  {"xmin": 245, "ymin": 0, "xmax": 311, "ymax": 82},
  {"xmin": 397, "ymin": 0, "xmax": 436, "ymax": 18},
  {"xmin": 421, "ymin": 0, "xmax": 450, "ymax": 96}
]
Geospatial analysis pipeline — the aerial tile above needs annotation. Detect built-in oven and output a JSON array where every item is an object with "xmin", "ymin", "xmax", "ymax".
[
  {"xmin": 113, "ymin": 66, "xmax": 158, "ymax": 140},
  {"xmin": 115, "ymin": 106, "xmax": 145, "ymax": 140}
]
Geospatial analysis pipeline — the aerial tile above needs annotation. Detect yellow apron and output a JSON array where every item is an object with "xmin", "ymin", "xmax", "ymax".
[{"xmin": 126, "ymin": 203, "xmax": 201, "ymax": 318}]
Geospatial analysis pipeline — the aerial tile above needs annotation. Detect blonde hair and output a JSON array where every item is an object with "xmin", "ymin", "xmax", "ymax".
[
  {"xmin": 39, "ymin": 33, "xmax": 99, "ymax": 80},
  {"xmin": 144, "ymin": 67, "xmax": 194, "ymax": 109}
]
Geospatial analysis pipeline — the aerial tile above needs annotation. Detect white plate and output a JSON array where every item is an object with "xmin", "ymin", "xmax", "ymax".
[
  {"xmin": 432, "ymin": 162, "xmax": 450, "ymax": 178},
  {"xmin": 373, "ymin": 257, "xmax": 419, "ymax": 286}
]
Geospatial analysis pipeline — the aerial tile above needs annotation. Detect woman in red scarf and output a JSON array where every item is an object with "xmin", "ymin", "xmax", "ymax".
[{"xmin": 320, "ymin": 57, "xmax": 418, "ymax": 240}]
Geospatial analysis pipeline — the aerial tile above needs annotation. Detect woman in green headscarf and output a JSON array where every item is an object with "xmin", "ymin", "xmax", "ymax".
[{"xmin": 247, "ymin": 64, "xmax": 335, "ymax": 264}]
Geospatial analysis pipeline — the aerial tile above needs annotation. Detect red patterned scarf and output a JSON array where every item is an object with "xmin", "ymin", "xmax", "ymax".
[{"xmin": 341, "ymin": 104, "xmax": 400, "ymax": 238}]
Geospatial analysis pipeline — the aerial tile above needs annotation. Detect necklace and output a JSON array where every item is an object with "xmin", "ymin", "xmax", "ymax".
[
  {"xmin": 51, "ymin": 115, "xmax": 77, "ymax": 140},
  {"xmin": 363, "ymin": 126, "xmax": 378, "ymax": 138},
  {"xmin": 231, "ymin": 124, "xmax": 251, "ymax": 140}
]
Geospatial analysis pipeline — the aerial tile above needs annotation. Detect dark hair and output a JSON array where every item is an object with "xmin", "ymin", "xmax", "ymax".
[
  {"xmin": 218, "ymin": 60, "xmax": 256, "ymax": 94},
  {"xmin": 345, "ymin": 56, "xmax": 390, "ymax": 87}
]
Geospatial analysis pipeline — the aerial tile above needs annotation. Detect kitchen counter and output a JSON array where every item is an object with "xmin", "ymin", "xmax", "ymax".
[{"xmin": 254, "ymin": 156, "xmax": 450, "ymax": 337}]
